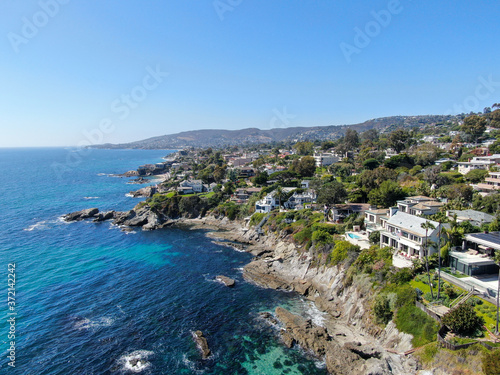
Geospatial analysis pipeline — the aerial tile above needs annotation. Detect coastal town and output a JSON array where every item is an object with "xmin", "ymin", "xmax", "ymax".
[{"xmin": 65, "ymin": 109, "xmax": 500, "ymax": 374}]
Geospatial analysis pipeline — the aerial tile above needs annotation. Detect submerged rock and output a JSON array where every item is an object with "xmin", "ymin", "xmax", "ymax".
[
  {"xmin": 216, "ymin": 275, "xmax": 235, "ymax": 287},
  {"xmin": 192, "ymin": 331, "xmax": 211, "ymax": 359},
  {"xmin": 63, "ymin": 208, "xmax": 99, "ymax": 221}
]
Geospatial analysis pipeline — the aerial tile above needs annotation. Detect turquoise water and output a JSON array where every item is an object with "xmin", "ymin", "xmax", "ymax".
[
  {"xmin": 347, "ymin": 233, "xmax": 361, "ymax": 239},
  {"xmin": 0, "ymin": 148, "xmax": 327, "ymax": 374}
]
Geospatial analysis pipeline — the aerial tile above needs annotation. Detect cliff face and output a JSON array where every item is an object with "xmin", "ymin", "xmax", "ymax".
[{"xmin": 189, "ymin": 217, "xmax": 419, "ymax": 375}]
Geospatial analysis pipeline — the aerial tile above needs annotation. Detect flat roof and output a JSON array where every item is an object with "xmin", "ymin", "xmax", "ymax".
[
  {"xmin": 465, "ymin": 232, "xmax": 500, "ymax": 250},
  {"xmin": 450, "ymin": 251, "xmax": 497, "ymax": 266}
]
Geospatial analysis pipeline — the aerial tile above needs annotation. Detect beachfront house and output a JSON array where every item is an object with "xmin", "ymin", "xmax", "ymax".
[
  {"xmin": 255, "ymin": 192, "xmax": 279, "ymax": 213},
  {"xmin": 284, "ymin": 191, "xmax": 316, "ymax": 210},
  {"xmin": 457, "ymin": 154, "xmax": 500, "ymax": 175},
  {"xmin": 396, "ymin": 196, "xmax": 444, "ymax": 216},
  {"xmin": 365, "ymin": 207, "xmax": 390, "ymax": 234},
  {"xmin": 380, "ymin": 212, "xmax": 444, "ymax": 260},
  {"xmin": 449, "ymin": 232, "xmax": 500, "ymax": 276}
]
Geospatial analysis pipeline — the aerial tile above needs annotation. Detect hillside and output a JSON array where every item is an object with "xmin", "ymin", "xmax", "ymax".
[{"xmin": 95, "ymin": 115, "xmax": 456, "ymax": 149}]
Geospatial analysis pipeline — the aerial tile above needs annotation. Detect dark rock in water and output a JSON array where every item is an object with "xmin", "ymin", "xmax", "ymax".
[
  {"xmin": 63, "ymin": 208, "xmax": 99, "ymax": 221},
  {"xmin": 129, "ymin": 185, "xmax": 157, "ymax": 198},
  {"xmin": 93, "ymin": 211, "xmax": 116, "ymax": 222},
  {"xmin": 216, "ymin": 275, "xmax": 235, "ymax": 287},
  {"xmin": 275, "ymin": 307, "xmax": 330, "ymax": 356},
  {"xmin": 259, "ymin": 311, "xmax": 278, "ymax": 325},
  {"xmin": 193, "ymin": 330, "xmax": 211, "ymax": 359},
  {"xmin": 128, "ymin": 177, "xmax": 150, "ymax": 184}
]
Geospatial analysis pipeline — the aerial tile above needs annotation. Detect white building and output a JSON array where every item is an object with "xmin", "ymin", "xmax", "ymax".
[
  {"xmin": 178, "ymin": 179, "xmax": 204, "ymax": 193},
  {"xmin": 457, "ymin": 155, "xmax": 500, "ymax": 175},
  {"xmin": 475, "ymin": 171, "xmax": 500, "ymax": 194},
  {"xmin": 313, "ymin": 152, "xmax": 340, "ymax": 167},
  {"xmin": 380, "ymin": 212, "xmax": 444, "ymax": 260},
  {"xmin": 255, "ymin": 192, "xmax": 280, "ymax": 213},
  {"xmin": 396, "ymin": 196, "xmax": 444, "ymax": 216},
  {"xmin": 285, "ymin": 191, "xmax": 316, "ymax": 210}
]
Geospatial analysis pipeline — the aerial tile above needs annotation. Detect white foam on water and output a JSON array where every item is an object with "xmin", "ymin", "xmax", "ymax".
[
  {"xmin": 125, "ymin": 193, "xmax": 135, "ymax": 198},
  {"xmin": 24, "ymin": 220, "xmax": 49, "ymax": 231},
  {"xmin": 118, "ymin": 350, "xmax": 154, "ymax": 373},
  {"xmin": 181, "ymin": 354, "xmax": 205, "ymax": 374},
  {"xmin": 83, "ymin": 196, "xmax": 100, "ymax": 200},
  {"xmin": 74, "ymin": 316, "xmax": 115, "ymax": 330},
  {"xmin": 304, "ymin": 301, "xmax": 327, "ymax": 327}
]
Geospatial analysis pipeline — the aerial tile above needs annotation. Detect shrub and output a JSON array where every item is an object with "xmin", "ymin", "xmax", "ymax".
[
  {"xmin": 328, "ymin": 240, "xmax": 360, "ymax": 266},
  {"xmin": 389, "ymin": 267, "xmax": 414, "ymax": 285},
  {"xmin": 369, "ymin": 230, "xmax": 380, "ymax": 244},
  {"xmin": 293, "ymin": 227, "xmax": 313, "ymax": 244},
  {"xmin": 312, "ymin": 230, "xmax": 334, "ymax": 247},
  {"xmin": 395, "ymin": 304, "xmax": 439, "ymax": 346},
  {"xmin": 373, "ymin": 294, "xmax": 393, "ymax": 324},
  {"xmin": 482, "ymin": 350, "xmax": 500, "ymax": 375},
  {"xmin": 442, "ymin": 304, "xmax": 485, "ymax": 336}
]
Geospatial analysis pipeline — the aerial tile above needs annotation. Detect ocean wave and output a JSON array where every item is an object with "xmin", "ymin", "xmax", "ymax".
[
  {"xmin": 74, "ymin": 316, "xmax": 115, "ymax": 331},
  {"xmin": 117, "ymin": 350, "xmax": 154, "ymax": 373},
  {"xmin": 125, "ymin": 193, "xmax": 135, "ymax": 198},
  {"xmin": 24, "ymin": 217, "xmax": 68, "ymax": 231},
  {"xmin": 83, "ymin": 196, "xmax": 100, "ymax": 200},
  {"xmin": 24, "ymin": 220, "xmax": 49, "ymax": 231}
]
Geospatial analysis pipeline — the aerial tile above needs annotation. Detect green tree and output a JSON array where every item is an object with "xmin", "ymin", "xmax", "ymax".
[
  {"xmin": 388, "ymin": 129, "xmax": 412, "ymax": 153},
  {"xmin": 461, "ymin": 114, "xmax": 487, "ymax": 140},
  {"xmin": 495, "ymin": 250, "xmax": 500, "ymax": 335},
  {"xmin": 363, "ymin": 158, "xmax": 380, "ymax": 170},
  {"xmin": 441, "ymin": 303, "xmax": 484, "ymax": 336},
  {"xmin": 344, "ymin": 129, "xmax": 360, "ymax": 150},
  {"xmin": 294, "ymin": 141, "xmax": 314, "ymax": 155},
  {"xmin": 316, "ymin": 181, "xmax": 347, "ymax": 206},
  {"xmin": 367, "ymin": 180, "xmax": 405, "ymax": 208},
  {"xmin": 465, "ymin": 169, "xmax": 489, "ymax": 183},
  {"xmin": 293, "ymin": 156, "xmax": 316, "ymax": 177},
  {"xmin": 421, "ymin": 221, "xmax": 436, "ymax": 300}
]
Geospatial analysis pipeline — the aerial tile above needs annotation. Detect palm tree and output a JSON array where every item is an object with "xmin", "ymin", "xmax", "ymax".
[
  {"xmin": 421, "ymin": 221, "xmax": 436, "ymax": 300},
  {"xmin": 437, "ymin": 221, "xmax": 442, "ymax": 299},
  {"xmin": 495, "ymin": 250, "xmax": 500, "ymax": 335},
  {"xmin": 275, "ymin": 186, "xmax": 283, "ymax": 211}
]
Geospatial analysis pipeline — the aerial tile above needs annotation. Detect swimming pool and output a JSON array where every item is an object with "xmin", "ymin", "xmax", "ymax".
[{"xmin": 347, "ymin": 232, "xmax": 361, "ymax": 239}]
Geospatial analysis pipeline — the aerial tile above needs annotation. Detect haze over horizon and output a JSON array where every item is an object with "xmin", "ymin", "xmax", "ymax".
[{"xmin": 1, "ymin": 1, "xmax": 499, "ymax": 147}]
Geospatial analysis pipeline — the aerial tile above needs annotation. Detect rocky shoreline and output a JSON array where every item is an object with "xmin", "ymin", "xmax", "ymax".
[{"xmin": 62, "ymin": 208, "xmax": 419, "ymax": 374}]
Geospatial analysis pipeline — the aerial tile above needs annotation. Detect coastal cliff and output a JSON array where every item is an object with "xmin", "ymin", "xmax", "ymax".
[
  {"xmin": 175, "ymin": 216, "xmax": 419, "ymax": 375},
  {"xmin": 63, "ymin": 207, "xmax": 419, "ymax": 374}
]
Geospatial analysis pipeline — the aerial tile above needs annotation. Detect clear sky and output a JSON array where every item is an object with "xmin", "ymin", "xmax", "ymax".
[{"xmin": 1, "ymin": 0, "xmax": 499, "ymax": 147}]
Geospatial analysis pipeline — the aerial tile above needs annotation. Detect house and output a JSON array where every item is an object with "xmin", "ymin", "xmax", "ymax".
[
  {"xmin": 446, "ymin": 210, "xmax": 495, "ymax": 227},
  {"xmin": 380, "ymin": 211, "xmax": 444, "ymax": 259},
  {"xmin": 396, "ymin": 196, "xmax": 444, "ymax": 216},
  {"xmin": 232, "ymin": 187, "xmax": 262, "ymax": 204},
  {"xmin": 178, "ymin": 179, "xmax": 204, "ymax": 193},
  {"xmin": 330, "ymin": 203, "xmax": 371, "ymax": 222},
  {"xmin": 365, "ymin": 207, "xmax": 390, "ymax": 234},
  {"xmin": 449, "ymin": 232, "xmax": 500, "ymax": 276},
  {"xmin": 457, "ymin": 155, "xmax": 500, "ymax": 175},
  {"xmin": 475, "ymin": 171, "xmax": 500, "ymax": 194},
  {"xmin": 301, "ymin": 180, "xmax": 311, "ymax": 189},
  {"xmin": 285, "ymin": 191, "xmax": 316, "ymax": 210},
  {"xmin": 255, "ymin": 192, "xmax": 280, "ymax": 213},
  {"xmin": 254, "ymin": 188, "xmax": 295, "ymax": 213},
  {"xmin": 313, "ymin": 152, "xmax": 340, "ymax": 167}
]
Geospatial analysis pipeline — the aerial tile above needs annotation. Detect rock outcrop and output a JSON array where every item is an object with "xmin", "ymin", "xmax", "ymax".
[
  {"xmin": 93, "ymin": 211, "xmax": 116, "ymax": 222},
  {"xmin": 63, "ymin": 208, "xmax": 99, "ymax": 221},
  {"xmin": 216, "ymin": 275, "xmax": 235, "ymax": 287},
  {"xmin": 128, "ymin": 185, "xmax": 157, "ymax": 198},
  {"xmin": 192, "ymin": 331, "xmax": 211, "ymax": 359}
]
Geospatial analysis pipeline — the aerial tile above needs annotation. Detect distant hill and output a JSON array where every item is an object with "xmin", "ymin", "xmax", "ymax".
[{"xmin": 94, "ymin": 115, "xmax": 456, "ymax": 149}]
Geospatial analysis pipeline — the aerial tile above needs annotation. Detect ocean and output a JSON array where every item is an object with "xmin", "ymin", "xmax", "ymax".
[{"xmin": 0, "ymin": 148, "xmax": 327, "ymax": 375}]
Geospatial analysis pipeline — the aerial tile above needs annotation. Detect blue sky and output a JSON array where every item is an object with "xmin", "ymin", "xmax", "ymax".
[{"xmin": 1, "ymin": 0, "xmax": 499, "ymax": 147}]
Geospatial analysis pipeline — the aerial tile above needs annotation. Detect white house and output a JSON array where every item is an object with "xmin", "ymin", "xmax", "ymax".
[
  {"xmin": 476, "ymin": 171, "xmax": 500, "ymax": 194},
  {"xmin": 178, "ymin": 179, "xmax": 204, "ymax": 193},
  {"xmin": 457, "ymin": 155, "xmax": 500, "ymax": 175},
  {"xmin": 285, "ymin": 191, "xmax": 316, "ymax": 210},
  {"xmin": 380, "ymin": 212, "xmax": 444, "ymax": 260},
  {"xmin": 313, "ymin": 152, "xmax": 340, "ymax": 167},
  {"xmin": 396, "ymin": 196, "xmax": 444, "ymax": 216},
  {"xmin": 255, "ymin": 192, "xmax": 280, "ymax": 213}
]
